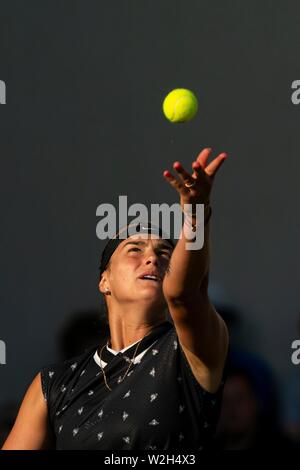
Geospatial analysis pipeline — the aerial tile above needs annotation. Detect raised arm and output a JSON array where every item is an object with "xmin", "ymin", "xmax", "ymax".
[
  {"xmin": 1, "ymin": 373, "xmax": 54, "ymax": 450},
  {"xmin": 162, "ymin": 147, "xmax": 229, "ymax": 393}
]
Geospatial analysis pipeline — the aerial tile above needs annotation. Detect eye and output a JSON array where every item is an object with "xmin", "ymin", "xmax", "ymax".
[
  {"xmin": 158, "ymin": 251, "xmax": 171, "ymax": 258},
  {"xmin": 128, "ymin": 247, "xmax": 141, "ymax": 252}
]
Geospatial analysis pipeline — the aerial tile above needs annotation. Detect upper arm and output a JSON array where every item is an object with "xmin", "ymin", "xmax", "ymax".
[
  {"xmin": 1, "ymin": 372, "xmax": 54, "ymax": 450},
  {"xmin": 166, "ymin": 290, "xmax": 229, "ymax": 393}
]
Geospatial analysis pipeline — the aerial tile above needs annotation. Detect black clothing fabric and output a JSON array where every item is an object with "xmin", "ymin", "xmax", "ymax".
[{"xmin": 41, "ymin": 321, "xmax": 225, "ymax": 450}]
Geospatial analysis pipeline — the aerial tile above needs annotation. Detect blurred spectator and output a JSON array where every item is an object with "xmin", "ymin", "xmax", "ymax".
[
  {"xmin": 280, "ymin": 373, "xmax": 300, "ymax": 444},
  {"xmin": 215, "ymin": 302, "xmax": 279, "ymax": 423},
  {"xmin": 280, "ymin": 316, "xmax": 300, "ymax": 444},
  {"xmin": 212, "ymin": 300, "xmax": 298, "ymax": 449},
  {"xmin": 214, "ymin": 367, "xmax": 295, "ymax": 450}
]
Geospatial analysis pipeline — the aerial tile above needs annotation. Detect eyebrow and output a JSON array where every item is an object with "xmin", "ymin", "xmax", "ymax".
[{"xmin": 122, "ymin": 240, "xmax": 173, "ymax": 251}]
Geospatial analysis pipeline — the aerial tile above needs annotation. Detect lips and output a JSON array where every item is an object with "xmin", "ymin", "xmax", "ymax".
[{"xmin": 138, "ymin": 271, "xmax": 161, "ymax": 282}]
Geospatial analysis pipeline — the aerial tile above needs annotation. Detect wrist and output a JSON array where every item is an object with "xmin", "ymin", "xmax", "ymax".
[
  {"xmin": 182, "ymin": 204, "xmax": 212, "ymax": 233},
  {"xmin": 181, "ymin": 203, "xmax": 211, "ymax": 221}
]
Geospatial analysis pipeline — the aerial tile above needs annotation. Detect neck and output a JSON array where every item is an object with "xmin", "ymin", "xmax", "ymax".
[{"xmin": 106, "ymin": 301, "xmax": 167, "ymax": 351}]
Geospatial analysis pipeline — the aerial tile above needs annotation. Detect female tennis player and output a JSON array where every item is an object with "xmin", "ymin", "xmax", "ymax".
[{"xmin": 2, "ymin": 147, "xmax": 229, "ymax": 450}]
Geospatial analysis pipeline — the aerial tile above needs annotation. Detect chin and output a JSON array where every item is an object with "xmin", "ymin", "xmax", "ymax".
[{"xmin": 140, "ymin": 294, "xmax": 167, "ymax": 309}]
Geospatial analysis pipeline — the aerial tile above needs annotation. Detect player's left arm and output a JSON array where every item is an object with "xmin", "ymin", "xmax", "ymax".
[{"xmin": 162, "ymin": 148, "xmax": 229, "ymax": 393}]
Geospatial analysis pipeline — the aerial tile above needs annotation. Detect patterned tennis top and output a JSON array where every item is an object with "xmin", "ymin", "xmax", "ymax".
[{"xmin": 40, "ymin": 320, "xmax": 225, "ymax": 450}]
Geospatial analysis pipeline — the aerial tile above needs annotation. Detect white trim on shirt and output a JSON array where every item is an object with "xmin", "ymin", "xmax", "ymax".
[{"xmin": 93, "ymin": 339, "xmax": 158, "ymax": 368}]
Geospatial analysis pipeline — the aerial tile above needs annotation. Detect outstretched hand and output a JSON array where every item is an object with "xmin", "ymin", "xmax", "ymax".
[{"xmin": 163, "ymin": 148, "xmax": 228, "ymax": 209}]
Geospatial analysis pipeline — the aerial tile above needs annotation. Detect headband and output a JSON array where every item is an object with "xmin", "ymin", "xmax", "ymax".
[{"xmin": 99, "ymin": 222, "xmax": 175, "ymax": 276}]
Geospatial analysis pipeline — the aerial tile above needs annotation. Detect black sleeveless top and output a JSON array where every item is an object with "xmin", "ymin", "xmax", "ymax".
[{"xmin": 40, "ymin": 321, "xmax": 225, "ymax": 450}]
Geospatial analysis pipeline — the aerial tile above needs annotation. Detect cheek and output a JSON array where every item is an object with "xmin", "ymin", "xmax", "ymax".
[{"xmin": 111, "ymin": 259, "xmax": 140, "ymax": 283}]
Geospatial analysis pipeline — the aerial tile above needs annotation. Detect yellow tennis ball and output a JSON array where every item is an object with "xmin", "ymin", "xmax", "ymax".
[{"xmin": 162, "ymin": 88, "xmax": 198, "ymax": 122}]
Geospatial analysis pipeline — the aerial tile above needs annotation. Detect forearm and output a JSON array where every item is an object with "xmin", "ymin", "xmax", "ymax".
[{"xmin": 163, "ymin": 205, "xmax": 211, "ymax": 300}]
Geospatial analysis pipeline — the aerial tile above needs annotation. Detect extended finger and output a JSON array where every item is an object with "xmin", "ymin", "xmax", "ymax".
[
  {"xmin": 205, "ymin": 153, "xmax": 228, "ymax": 177},
  {"xmin": 163, "ymin": 170, "xmax": 190, "ymax": 195},
  {"xmin": 196, "ymin": 148, "xmax": 212, "ymax": 169},
  {"xmin": 173, "ymin": 162, "xmax": 197, "ymax": 187},
  {"xmin": 191, "ymin": 160, "xmax": 207, "ymax": 180}
]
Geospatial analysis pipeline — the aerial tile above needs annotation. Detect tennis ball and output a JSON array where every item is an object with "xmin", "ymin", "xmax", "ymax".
[{"xmin": 162, "ymin": 88, "xmax": 198, "ymax": 123}]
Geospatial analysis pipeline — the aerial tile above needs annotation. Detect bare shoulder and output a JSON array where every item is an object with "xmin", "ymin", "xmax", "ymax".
[{"xmin": 1, "ymin": 372, "xmax": 54, "ymax": 450}]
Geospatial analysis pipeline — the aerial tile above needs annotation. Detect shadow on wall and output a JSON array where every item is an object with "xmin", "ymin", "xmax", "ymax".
[{"xmin": 57, "ymin": 309, "xmax": 110, "ymax": 361}]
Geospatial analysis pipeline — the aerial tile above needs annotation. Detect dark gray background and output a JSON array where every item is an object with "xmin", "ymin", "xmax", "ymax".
[{"xmin": 0, "ymin": 0, "xmax": 299, "ymax": 407}]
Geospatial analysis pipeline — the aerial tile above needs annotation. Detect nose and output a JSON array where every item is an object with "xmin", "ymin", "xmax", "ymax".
[
  {"xmin": 145, "ymin": 254, "xmax": 159, "ymax": 266},
  {"xmin": 144, "ymin": 249, "xmax": 160, "ymax": 266}
]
